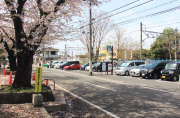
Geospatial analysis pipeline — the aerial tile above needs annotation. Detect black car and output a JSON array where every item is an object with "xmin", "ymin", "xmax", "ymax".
[
  {"xmin": 140, "ymin": 62, "xmax": 168, "ymax": 79},
  {"xmin": 92, "ymin": 62, "xmax": 112, "ymax": 72},
  {"xmin": 161, "ymin": 62, "xmax": 180, "ymax": 81},
  {"xmin": 80, "ymin": 62, "xmax": 97, "ymax": 70},
  {"xmin": 59, "ymin": 61, "xmax": 79, "ymax": 70}
]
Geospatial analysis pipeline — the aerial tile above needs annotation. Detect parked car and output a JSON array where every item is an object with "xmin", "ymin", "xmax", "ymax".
[
  {"xmin": 161, "ymin": 62, "xmax": 180, "ymax": 81},
  {"xmin": 140, "ymin": 61, "xmax": 168, "ymax": 79},
  {"xmin": 115, "ymin": 61, "xmax": 145, "ymax": 76},
  {"xmin": 59, "ymin": 61, "xmax": 80, "ymax": 70},
  {"xmin": 50, "ymin": 61, "xmax": 59, "ymax": 68},
  {"xmin": 92, "ymin": 62, "xmax": 112, "ymax": 72},
  {"xmin": 63, "ymin": 64, "xmax": 81, "ymax": 70},
  {"xmin": 85, "ymin": 63, "xmax": 97, "ymax": 71},
  {"xmin": 80, "ymin": 62, "xmax": 97, "ymax": 70},
  {"xmin": 130, "ymin": 64, "xmax": 146, "ymax": 77},
  {"xmin": 54, "ymin": 61, "xmax": 64, "ymax": 69}
]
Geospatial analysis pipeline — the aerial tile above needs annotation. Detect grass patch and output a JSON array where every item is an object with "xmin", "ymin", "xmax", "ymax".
[{"xmin": 0, "ymin": 84, "xmax": 50, "ymax": 93}]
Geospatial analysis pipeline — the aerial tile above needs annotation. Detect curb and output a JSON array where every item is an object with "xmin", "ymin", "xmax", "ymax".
[{"xmin": 40, "ymin": 107, "xmax": 52, "ymax": 118}]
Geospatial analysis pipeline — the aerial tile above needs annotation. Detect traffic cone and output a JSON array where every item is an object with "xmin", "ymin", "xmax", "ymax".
[
  {"xmin": 46, "ymin": 79, "xmax": 48, "ymax": 85},
  {"xmin": 9, "ymin": 70, "xmax": 12, "ymax": 85},
  {"xmin": 3, "ymin": 69, "xmax": 6, "ymax": 76},
  {"xmin": 32, "ymin": 72, "xmax": 35, "ymax": 80}
]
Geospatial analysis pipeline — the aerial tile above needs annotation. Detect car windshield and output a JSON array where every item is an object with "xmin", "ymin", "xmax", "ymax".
[
  {"xmin": 137, "ymin": 65, "xmax": 144, "ymax": 69},
  {"xmin": 120, "ymin": 62, "xmax": 128, "ymax": 67},
  {"xmin": 144, "ymin": 62, "xmax": 159, "ymax": 68},
  {"xmin": 61, "ymin": 62, "xmax": 67, "ymax": 65},
  {"xmin": 165, "ymin": 63, "xmax": 177, "ymax": 70},
  {"xmin": 96, "ymin": 62, "xmax": 101, "ymax": 66},
  {"xmin": 84, "ymin": 62, "xmax": 89, "ymax": 66}
]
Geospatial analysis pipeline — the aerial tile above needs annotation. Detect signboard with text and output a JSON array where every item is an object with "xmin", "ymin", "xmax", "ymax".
[
  {"xmin": 108, "ymin": 64, "xmax": 112, "ymax": 71},
  {"xmin": 107, "ymin": 46, "xmax": 111, "ymax": 52},
  {"xmin": 102, "ymin": 62, "xmax": 106, "ymax": 72},
  {"xmin": 35, "ymin": 67, "xmax": 42, "ymax": 93}
]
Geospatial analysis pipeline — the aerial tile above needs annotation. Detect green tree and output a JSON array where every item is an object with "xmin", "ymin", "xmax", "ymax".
[
  {"xmin": 132, "ymin": 49, "xmax": 151, "ymax": 60},
  {"xmin": 150, "ymin": 28, "xmax": 179, "ymax": 60}
]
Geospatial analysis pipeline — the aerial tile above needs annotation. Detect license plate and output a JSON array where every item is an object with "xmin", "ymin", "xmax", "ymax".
[
  {"xmin": 142, "ymin": 74, "xmax": 145, "ymax": 76},
  {"xmin": 162, "ymin": 76, "xmax": 165, "ymax": 78}
]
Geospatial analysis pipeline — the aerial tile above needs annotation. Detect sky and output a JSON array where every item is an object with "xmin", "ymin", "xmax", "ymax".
[{"xmin": 52, "ymin": 0, "xmax": 180, "ymax": 56}]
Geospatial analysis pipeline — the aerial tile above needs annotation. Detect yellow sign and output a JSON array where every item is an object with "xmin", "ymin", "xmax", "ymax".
[{"xmin": 35, "ymin": 67, "xmax": 42, "ymax": 93}]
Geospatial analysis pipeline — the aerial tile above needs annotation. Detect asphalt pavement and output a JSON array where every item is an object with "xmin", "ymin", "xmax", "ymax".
[{"xmin": 35, "ymin": 66, "xmax": 180, "ymax": 118}]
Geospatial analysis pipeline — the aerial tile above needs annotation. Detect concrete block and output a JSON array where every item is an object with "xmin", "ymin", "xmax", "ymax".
[{"xmin": 32, "ymin": 94, "xmax": 43, "ymax": 107}]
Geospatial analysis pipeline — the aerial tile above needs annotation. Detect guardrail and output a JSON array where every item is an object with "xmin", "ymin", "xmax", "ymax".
[{"xmin": 42, "ymin": 78, "xmax": 55, "ymax": 90}]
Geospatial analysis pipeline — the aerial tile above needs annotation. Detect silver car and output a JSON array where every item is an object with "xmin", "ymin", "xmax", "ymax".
[
  {"xmin": 130, "ymin": 64, "xmax": 146, "ymax": 77},
  {"xmin": 115, "ymin": 61, "xmax": 145, "ymax": 76}
]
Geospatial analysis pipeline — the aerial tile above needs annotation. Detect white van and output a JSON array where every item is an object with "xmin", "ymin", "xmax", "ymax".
[{"xmin": 115, "ymin": 61, "xmax": 145, "ymax": 76}]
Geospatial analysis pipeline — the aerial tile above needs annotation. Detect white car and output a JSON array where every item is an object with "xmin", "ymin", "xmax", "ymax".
[
  {"xmin": 115, "ymin": 61, "xmax": 145, "ymax": 76},
  {"xmin": 55, "ymin": 61, "xmax": 66, "ymax": 69},
  {"xmin": 85, "ymin": 63, "xmax": 96, "ymax": 71},
  {"xmin": 130, "ymin": 64, "xmax": 146, "ymax": 77}
]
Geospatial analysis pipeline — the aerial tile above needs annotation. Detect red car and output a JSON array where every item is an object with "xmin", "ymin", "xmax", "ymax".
[{"xmin": 63, "ymin": 64, "xmax": 81, "ymax": 70}]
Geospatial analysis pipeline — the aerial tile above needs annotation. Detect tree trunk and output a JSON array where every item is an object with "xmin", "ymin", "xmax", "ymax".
[
  {"xmin": 7, "ymin": 50, "xmax": 16, "ymax": 71},
  {"xmin": 12, "ymin": 50, "xmax": 33, "ymax": 88},
  {"xmin": 94, "ymin": 47, "xmax": 99, "ymax": 61}
]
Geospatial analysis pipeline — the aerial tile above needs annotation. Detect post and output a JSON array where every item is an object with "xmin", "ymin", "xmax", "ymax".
[
  {"xmin": 140, "ymin": 22, "xmax": 142, "ymax": 60},
  {"xmin": 65, "ymin": 44, "xmax": 66, "ymax": 59},
  {"xmin": 175, "ymin": 29, "xmax": 177, "ymax": 61},
  {"xmin": 42, "ymin": 44, "xmax": 44, "ymax": 65},
  {"xmin": 111, "ymin": 46, "xmax": 113, "ymax": 75},
  {"xmin": 89, "ymin": 1, "xmax": 92, "ymax": 76}
]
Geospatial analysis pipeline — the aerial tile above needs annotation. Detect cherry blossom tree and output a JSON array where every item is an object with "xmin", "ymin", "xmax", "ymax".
[{"xmin": 0, "ymin": 0, "xmax": 109, "ymax": 88}]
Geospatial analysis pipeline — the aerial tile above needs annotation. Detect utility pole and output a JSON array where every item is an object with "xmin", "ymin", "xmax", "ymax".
[
  {"xmin": 42, "ymin": 43, "xmax": 44, "ymax": 64},
  {"xmin": 175, "ymin": 29, "xmax": 177, "ymax": 61},
  {"xmin": 140, "ymin": 22, "xmax": 142, "ymax": 60},
  {"xmin": 89, "ymin": 1, "xmax": 92, "ymax": 76},
  {"xmin": 65, "ymin": 44, "xmax": 66, "ymax": 58},
  {"xmin": 111, "ymin": 46, "xmax": 113, "ymax": 75},
  {"xmin": 72, "ymin": 51, "xmax": 73, "ymax": 60}
]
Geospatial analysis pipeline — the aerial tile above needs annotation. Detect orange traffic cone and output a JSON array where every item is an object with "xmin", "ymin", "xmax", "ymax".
[
  {"xmin": 9, "ymin": 70, "xmax": 12, "ymax": 85},
  {"xmin": 32, "ymin": 73, "xmax": 35, "ymax": 80},
  {"xmin": 46, "ymin": 79, "xmax": 48, "ymax": 85},
  {"xmin": 3, "ymin": 69, "xmax": 6, "ymax": 76}
]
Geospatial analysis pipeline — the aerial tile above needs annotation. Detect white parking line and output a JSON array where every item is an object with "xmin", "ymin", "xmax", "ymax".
[
  {"xmin": 53, "ymin": 70, "xmax": 180, "ymax": 94},
  {"xmin": 83, "ymin": 81, "xmax": 117, "ymax": 92},
  {"xmin": 49, "ymin": 81, "xmax": 120, "ymax": 118}
]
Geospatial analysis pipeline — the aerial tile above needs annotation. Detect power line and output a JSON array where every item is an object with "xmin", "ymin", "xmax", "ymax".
[
  {"xmin": 97, "ymin": 0, "xmax": 140, "ymax": 18},
  {"xmin": 114, "ymin": 6, "xmax": 180, "ymax": 26},
  {"xmin": 146, "ymin": 21, "xmax": 180, "ymax": 29},
  {"xmin": 114, "ymin": 0, "xmax": 178, "ymax": 21},
  {"xmin": 93, "ymin": 0, "xmax": 154, "ymax": 24},
  {"xmin": 72, "ymin": 0, "xmax": 151, "ymax": 32}
]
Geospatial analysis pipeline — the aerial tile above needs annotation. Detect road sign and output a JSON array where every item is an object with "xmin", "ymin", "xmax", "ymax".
[{"xmin": 35, "ymin": 67, "xmax": 42, "ymax": 93}]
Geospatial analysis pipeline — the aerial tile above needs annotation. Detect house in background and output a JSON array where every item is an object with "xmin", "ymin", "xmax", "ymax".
[{"xmin": 33, "ymin": 47, "xmax": 59, "ymax": 64}]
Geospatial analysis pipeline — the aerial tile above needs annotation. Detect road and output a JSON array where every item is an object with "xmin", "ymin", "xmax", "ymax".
[{"xmin": 33, "ymin": 66, "xmax": 180, "ymax": 118}]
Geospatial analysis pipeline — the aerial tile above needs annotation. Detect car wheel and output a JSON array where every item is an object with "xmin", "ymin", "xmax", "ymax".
[
  {"xmin": 68, "ymin": 67, "xmax": 71, "ymax": 70},
  {"xmin": 125, "ymin": 71, "xmax": 129, "ymax": 76},
  {"xmin": 142, "ymin": 76, "xmax": 145, "ymax": 79},
  {"xmin": 153, "ymin": 73, "xmax": 158, "ymax": 79},
  {"xmin": 173, "ymin": 76, "xmax": 178, "ymax": 81}
]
